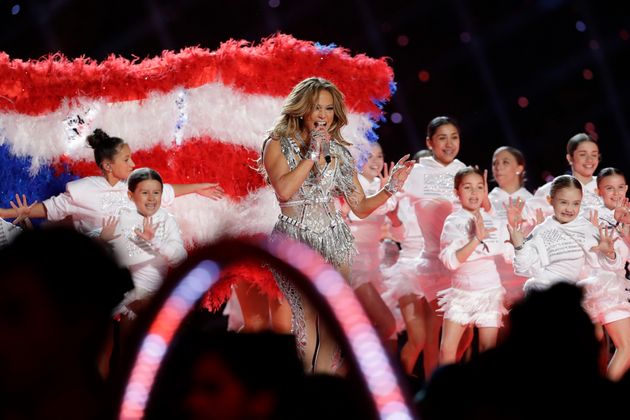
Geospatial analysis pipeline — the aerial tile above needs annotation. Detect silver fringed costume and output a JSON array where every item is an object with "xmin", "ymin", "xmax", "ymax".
[{"xmin": 264, "ymin": 136, "xmax": 357, "ymax": 359}]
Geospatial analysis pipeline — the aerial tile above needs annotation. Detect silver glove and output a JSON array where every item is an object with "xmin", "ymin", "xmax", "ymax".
[
  {"xmin": 384, "ymin": 162, "xmax": 405, "ymax": 194},
  {"xmin": 306, "ymin": 124, "xmax": 326, "ymax": 161}
]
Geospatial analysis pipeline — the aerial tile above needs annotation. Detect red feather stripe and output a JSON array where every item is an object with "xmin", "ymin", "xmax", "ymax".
[{"xmin": 0, "ymin": 34, "xmax": 393, "ymax": 116}]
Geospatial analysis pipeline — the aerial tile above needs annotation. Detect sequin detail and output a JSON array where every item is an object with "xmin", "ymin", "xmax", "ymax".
[
  {"xmin": 263, "ymin": 136, "xmax": 358, "ymax": 360},
  {"xmin": 0, "ymin": 225, "xmax": 7, "ymax": 248},
  {"xmin": 101, "ymin": 191, "xmax": 131, "ymax": 216},
  {"xmin": 119, "ymin": 212, "xmax": 167, "ymax": 259},
  {"xmin": 422, "ymin": 172, "xmax": 459, "ymax": 198},
  {"xmin": 0, "ymin": 222, "xmax": 20, "ymax": 249}
]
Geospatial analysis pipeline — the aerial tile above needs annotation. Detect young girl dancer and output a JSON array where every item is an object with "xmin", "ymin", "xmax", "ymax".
[
  {"xmin": 488, "ymin": 146, "xmax": 533, "ymax": 306},
  {"xmin": 0, "ymin": 129, "xmax": 224, "ymax": 234},
  {"xmin": 401, "ymin": 116, "xmax": 472, "ymax": 377},
  {"xmin": 103, "ymin": 168, "xmax": 187, "ymax": 320},
  {"xmin": 438, "ymin": 167, "xmax": 505, "ymax": 365},
  {"xmin": 507, "ymin": 175, "xmax": 623, "ymax": 294},
  {"xmin": 579, "ymin": 167, "xmax": 630, "ymax": 380},
  {"xmin": 530, "ymin": 133, "xmax": 602, "ymax": 218},
  {"xmin": 346, "ymin": 142, "xmax": 401, "ymax": 350},
  {"xmin": 381, "ymin": 151, "xmax": 431, "ymax": 375}
]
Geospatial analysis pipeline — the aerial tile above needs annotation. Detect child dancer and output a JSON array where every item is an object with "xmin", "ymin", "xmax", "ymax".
[
  {"xmin": 0, "ymin": 129, "xmax": 223, "ymax": 234},
  {"xmin": 438, "ymin": 167, "xmax": 505, "ymax": 365},
  {"xmin": 401, "ymin": 116, "xmax": 471, "ymax": 377},
  {"xmin": 103, "ymin": 168, "xmax": 187, "ymax": 320},
  {"xmin": 530, "ymin": 133, "xmax": 602, "ymax": 218},
  {"xmin": 579, "ymin": 167, "xmax": 630, "ymax": 380},
  {"xmin": 507, "ymin": 175, "xmax": 623, "ymax": 294},
  {"xmin": 381, "ymin": 150, "xmax": 431, "ymax": 376},
  {"xmin": 346, "ymin": 142, "xmax": 401, "ymax": 349},
  {"xmin": 488, "ymin": 146, "xmax": 533, "ymax": 306}
]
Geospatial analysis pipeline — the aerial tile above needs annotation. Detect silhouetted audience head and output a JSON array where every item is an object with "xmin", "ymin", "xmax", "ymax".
[
  {"xmin": 507, "ymin": 281, "xmax": 600, "ymax": 376},
  {"xmin": 145, "ymin": 322, "xmax": 305, "ymax": 420},
  {"xmin": 143, "ymin": 309, "xmax": 380, "ymax": 420},
  {"xmin": 0, "ymin": 226, "xmax": 132, "ymax": 419},
  {"xmin": 419, "ymin": 282, "xmax": 623, "ymax": 419}
]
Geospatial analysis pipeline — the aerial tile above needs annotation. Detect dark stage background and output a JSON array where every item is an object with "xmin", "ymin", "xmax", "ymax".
[{"xmin": 2, "ymin": 0, "xmax": 629, "ymax": 191}]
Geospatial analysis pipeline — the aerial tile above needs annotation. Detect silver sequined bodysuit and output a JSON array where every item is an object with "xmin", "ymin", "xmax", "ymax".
[{"xmin": 265, "ymin": 136, "xmax": 357, "ymax": 358}]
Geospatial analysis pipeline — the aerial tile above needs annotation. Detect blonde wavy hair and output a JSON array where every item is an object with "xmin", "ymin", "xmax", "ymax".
[{"xmin": 269, "ymin": 77, "xmax": 350, "ymax": 147}]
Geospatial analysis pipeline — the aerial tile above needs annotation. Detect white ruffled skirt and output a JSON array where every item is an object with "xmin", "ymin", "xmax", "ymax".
[
  {"xmin": 416, "ymin": 255, "xmax": 451, "ymax": 302},
  {"xmin": 382, "ymin": 256, "xmax": 424, "ymax": 302},
  {"xmin": 579, "ymin": 273, "xmax": 630, "ymax": 325},
  {"xmin": 438, "ymin": 286, "xmax": 507, "ymax": 328}
]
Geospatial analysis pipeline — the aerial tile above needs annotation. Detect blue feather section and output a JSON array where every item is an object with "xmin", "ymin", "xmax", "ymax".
[
  {"xmin": 314, "ymin": 42, "xmax": 338, "ymax": 52},
  {"xmin": 0, "ymin": 144, "xmax": 78, "ymax": 210}
]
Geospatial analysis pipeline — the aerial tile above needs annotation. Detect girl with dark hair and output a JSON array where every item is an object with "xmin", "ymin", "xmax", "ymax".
[
  {"xmin": 381, "ymin": 150, "xmax": 427, "ymax": 375},
  {"xmin": 0, "ymin": 129, "xmax": 224, "ymax": 234},
  {"xmin": 344, "ymin": 142, "xmax": 402, "ymax": 352},
  {"xmin": 399, "ymin": 116, "xmax": 473, "ymax": 377},
  {"xmin": 507, "ymin": 175, "xmax": 623, "ymax": 294},
  {"xmin": 102, "ymin": 167, "xmax": 187, "ymax": 321},
  {"xmin": 579, "ymin": 167, "xmax": 630, "ymax": 380},
  {"xmin": 488, "ymin": 146, "xmax": 533, "ymax": 306},
  {"xmin": 438, "ymin": 167, "xmax": 505, "ymax": 365},
  {"xmin": 531, "ymin": 133, "xmax": 602, "ymax": 218}
]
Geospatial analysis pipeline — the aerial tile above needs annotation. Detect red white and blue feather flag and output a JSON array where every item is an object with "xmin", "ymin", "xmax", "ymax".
[{"xmin": 0, "ymin": 34, "xmax": 395, "ymax": 306}]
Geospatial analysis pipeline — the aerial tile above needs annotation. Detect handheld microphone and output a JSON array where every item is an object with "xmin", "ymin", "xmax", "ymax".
[{"xmin": 315, "ymin": 121, "xmax": 331, "ymax": 163}]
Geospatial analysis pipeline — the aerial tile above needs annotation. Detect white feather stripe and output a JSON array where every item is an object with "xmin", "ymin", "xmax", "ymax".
[
  {"xmin": 0, "ymin": 82, "xmax": 375, "ymax": 171},
  {"xmin": 0, "ymin": 103, "xmax": 81, "ymax": 173},
  {"xmin": 167, "ymin": 185, "xmax": 280, "ymax": 247},
  {"xmin": 183, "ymin": 83, "xmax": 281, "ymax": 150}
]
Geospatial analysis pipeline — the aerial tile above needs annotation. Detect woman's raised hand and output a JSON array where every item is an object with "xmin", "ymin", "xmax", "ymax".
[{"xmin": 383, "ymin": 155, "xmax": 414, "ymax": 194}]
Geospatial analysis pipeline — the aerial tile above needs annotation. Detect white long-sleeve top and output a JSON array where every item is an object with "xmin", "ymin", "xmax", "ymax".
[
  {"xmin": 488, "ymin": 187, "xmax": 533, "ymax": 295},
  {"xmin": 594, "ymin": 205, "xmax": 619, "ymax": 229},
  {"xmin": 514, "ymin": 215, "xmax": 624, "ymax": 292},
  {"xmin": 348, "ymin": 174, "xmax": 401, "ymax": 248},
  {"xmin": 439, "ymin": 208, "xmax": 503, "ymax": 290},
  {"xmin": 488, "ymin": 187, "xmax": 534, "ymax": 223},
  {"xmin": 488, "ymin": 186, "xmax": 533, "ymax": 260},
  {"xmin": 110, "ymin": 207, "xmax": 187, "ymax": 295},
  {"xmin": 395, "ymin": 195, "xmax": 424, "ymax": 259},
  {"xmin": 529, "ymin": 177, "xmax": 602, "ymax": 219},
  {"xmin": 402, "ymin": 156, "xmax": 466, "ymax": 258},
  {"xmin": 43, "ymin": 176, "xmax": 175, "ymax": 234}
]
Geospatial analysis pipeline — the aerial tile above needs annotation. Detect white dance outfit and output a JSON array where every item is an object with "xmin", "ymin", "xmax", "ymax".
[
  {"xmin": 488, "ymin": 186, "xmax": 533, "ymax": 306},
  {"xmin": 382, "ymin": 195, "xmax": 425, "ymax": 301},
  {"xmin": 402, "ymin": 156, "xmax": 466, "ymax": 302},
  {"xmin": 42, "ymin": 176, "xmax": 175, "ymax": 234},
  {"xmin": 578, "ymin": 206, "xmax": 630, "ymax": 325},
  {"xmin": 438, "ymin": 208, "xmax": 506, "ymax": 328},
  {"xmin": 529, "ymin": 176, "xmax": 602, "ymax": 219},
  {"xmin": 514, "ymin": 215, "xmax": 624, "ymax": 293},
  {"xmin": 109, "ymin": 206, "xmax": 187, "ymax": 316},
  {"xmin": 348, "ymin": 173, "xmax": 403, "ymax": 290}
]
